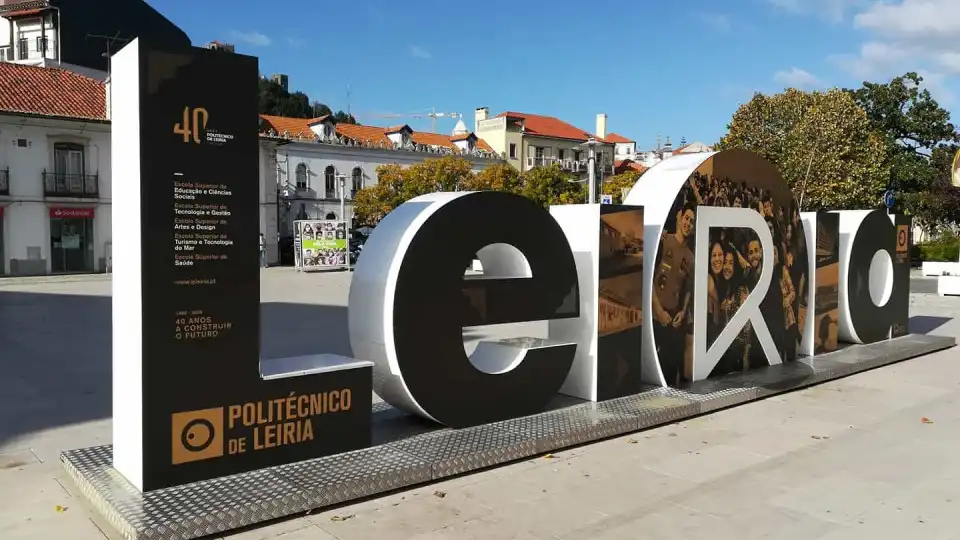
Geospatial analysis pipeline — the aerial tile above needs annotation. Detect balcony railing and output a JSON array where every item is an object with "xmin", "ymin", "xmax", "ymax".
[
  {"xmin": 43, "ymin": 172, "xmax": 99, "ymax": 198},
  {"xmin": 0, "ymin": 168, "xmax": 8, "ymax": 195},
  {"xmin": 527, "ymin": 157, "xmax": 614, "ymax": 175}
]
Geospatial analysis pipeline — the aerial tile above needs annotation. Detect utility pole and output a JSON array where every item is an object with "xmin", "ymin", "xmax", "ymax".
[{"xmin": 581, "ymin": 137, "xmax": 599, "ymax": 204}]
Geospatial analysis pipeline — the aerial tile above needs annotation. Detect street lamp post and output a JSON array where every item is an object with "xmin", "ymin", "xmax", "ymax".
[
  {"xmin": 336, "ymin": 173, "xmax": 347, "ymax": 222},
  {"xmin": 580, "ymin": 137, "xmax": 598, "ymax": 204}
]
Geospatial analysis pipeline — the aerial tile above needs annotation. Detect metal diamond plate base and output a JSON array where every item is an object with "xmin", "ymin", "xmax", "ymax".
[
  {"xmin": 388, "ymin": 424, "xmax": 539, "ymax": 479},
  {"xmin": 63, "ymin": 333, "xmax": 955, "ymax": 540}
]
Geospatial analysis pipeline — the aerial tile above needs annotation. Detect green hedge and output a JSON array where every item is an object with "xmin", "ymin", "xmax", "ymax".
[{"xmin": 914, "ymin": 234, "xmax": 960, "ymax": 262}]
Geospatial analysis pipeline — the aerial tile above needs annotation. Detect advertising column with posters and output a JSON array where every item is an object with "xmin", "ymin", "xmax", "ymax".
[{"xmin": 295, "ymin": 219, "xmax": 349, "ymax": 271}]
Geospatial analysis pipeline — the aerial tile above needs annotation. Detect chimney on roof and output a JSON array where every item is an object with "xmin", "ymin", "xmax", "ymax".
[
  {"xmin": 596, "ymin": 113, "xmax": 607, "ymax": 139},
  {"xmin": 475, "ymin": 107, "xmax": 489, "ymax": 133},
  {"xmin": 105, "ymin": 75, "xmax": 112, "ymax": 121}
]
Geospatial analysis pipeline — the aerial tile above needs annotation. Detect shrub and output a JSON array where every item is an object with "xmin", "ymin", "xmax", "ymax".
[{"xmin": 915, "ymin": 232, "xmax": 960, "ymax": 262}]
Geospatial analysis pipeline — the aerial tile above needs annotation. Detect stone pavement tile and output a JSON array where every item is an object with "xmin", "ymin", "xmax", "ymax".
[
  {"xmin": 2, "ymin": 421, "xmax": 112, "ymax": 464},
  {"xmin": 310, "ymin": 490, "xmax": 492, "ymax": 540},
  {"xmin": 406, "ymin": 517, "xmax": 550, "ymax": 540},
  {"xmin": 1, "ymin": 512, "xmax": 111, "ymax": 540},
  {"xmin": 221, "ymin": 518, "xmax": 336, "ymax": 539},
  {"xmin": 0, "ymin": 462, "xmax": 75, "ymax": 525},
  {"xmin": 642, "ymin": 443, "xmax": 769, "ymax": 484},
  {"xmin": 767, "ymin": 471, "xmax": 903, "ymax": 526},
  {"xmin": 723, "ymin": 415, "xmax": 854, "ymax": 459},
  {"xmin": 818, "ymin": 523, "xmax": 954, "ymax": 540},
  {"xmin": 0, "ymin": 448, "xmax": 41, "ymax": 469},
  {"xmin": 573, "ymin": 501, "xmax": 721, "ymax": 540},
  {"xmin": 469, "ymin": 464, "xmax": 696, "ymax": 538},
  {"xmin": 602, "ymin": 423, "xmax": 743, "ymax": 468}
]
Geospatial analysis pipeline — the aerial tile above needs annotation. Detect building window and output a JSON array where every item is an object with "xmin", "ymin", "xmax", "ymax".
[
  {"xmin": 18, "ymin": 38, "xmax": 28, "ymax": 60},
  {"xmin": 295, "ymin": 163, "xmax": 308, "ymax": 190},
  {"xmin": 509, "ymin": 143, "xmax": 517, "ymax": 159},
  {"xmin": 351, "ymin": 167, "xmax": 362, "ymax": 198},
  {"xmin": 558, "ymin": 149, "xmax": 566, "ymax": 161},
  {"xmin": 324, "ymin": 165, "xmax": 336, "ymax": 198},
  {"xmin": 54, "ymin": 142, "xmax": 85, "ymax": 177},
  {"xmin": 574, "ymin": 150, "xmax": 582, "ymax": 162},
  {"xmin": 534, "ymin": 147, "xmax": 544, "ymax": 159},
  {"xmin": 36, "ymin": 36, "xmax": 47, "ymax": 54}
]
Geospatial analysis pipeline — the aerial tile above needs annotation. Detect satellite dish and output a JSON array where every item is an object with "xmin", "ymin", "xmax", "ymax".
[{"xmin": 952, "ymin": 148, "xmax": 960, "ymax": 188}]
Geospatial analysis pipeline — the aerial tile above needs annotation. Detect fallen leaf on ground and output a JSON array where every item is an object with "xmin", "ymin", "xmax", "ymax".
[
  {"xmin": 626, "ymin": 438, "xmax": 638, "ymax": 444},
  {"xmin": 543, "ymin": 453, "xmax": 555, "ymax": 459},
  {"xmin": 921, "ymin": 417, "xmax": 934, "ymax": 424},
  {"xmin": 329, "ymin": 514, "xmax": 355, "ymax": 522},
  {"xmin": 54, "ymin": 505, "xmax": 68, "ymax": 513},
  {"xmin": 433, "ymin": 490, "xmax": 446, "ymax": 499},
  {"xmin": 810, "ymin": 435, "xmax": 830, "ymax": 440}
]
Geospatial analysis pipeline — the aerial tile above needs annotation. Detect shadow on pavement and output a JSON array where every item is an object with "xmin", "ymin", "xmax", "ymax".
[
  {"xmin": 0, "ymin": 289, "xmax": 349, "ymax": 452},
  {"xmin": 909, "ymin": 315, "xmax": 953, "ymax": 335}
]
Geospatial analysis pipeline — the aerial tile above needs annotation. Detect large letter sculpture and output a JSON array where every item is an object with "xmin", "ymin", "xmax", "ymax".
[
  {"xmin": 548, "ymin": 204, "xmax": 646, "ymax": 401},
  {"xmin": 624, "ymin": 150, "xmax": 810, "ymax": 386},
  {"xmin": 349, "ymin": 191, "xmax": 580, "ymax": 427},
  {"xmin": 799, "ymin": 212, "xmax": 840, "ymax": 356},
  {"xmin": 836, "ymin": 210, "xmax": 912, "ymax": 343}
]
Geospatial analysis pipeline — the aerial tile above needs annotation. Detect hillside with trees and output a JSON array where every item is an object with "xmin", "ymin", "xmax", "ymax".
[{"xmin": 257, "ymin": 77, "xmax": 358, "ymax": 124}]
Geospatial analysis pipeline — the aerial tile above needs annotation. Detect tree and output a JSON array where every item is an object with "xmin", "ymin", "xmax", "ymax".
[
  {"xmin": 354, "ymin": 159, "xmax": 599, "ymax": 226},
  {"xmin": 402, "ymin": 154, "xmax": 476, "ymax": 192},
  {"xmin": 717, "ymin": 88, "xmax": 889, "ymax": 211},
  {"xmin": 352, "ymin": 156, "xmax": 477, "ymax": 226},
  {"xmin": 846, "ymin": 72, "xmax": 958, "ymax": 193},
  {"xmin": 463, "ymin": 162, "xmax": 523, "ymax": 193},
  {"xmin": 602, "ymin": 170, "xmax": 644, "ymax": 204},
  {"xmin": 258, "ymin": 78, "xmax": 357, "ymax": 124},
  {"xmin": 518, "ymin": 164, "xmax": 586, "ymax": 207},
  {"xmin": 901, "ymin": 143, "xmax": 960, "ymax": 238}
]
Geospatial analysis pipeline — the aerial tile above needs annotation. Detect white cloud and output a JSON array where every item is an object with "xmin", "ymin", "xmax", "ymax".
[
  {"xmin": 773, "ymin": 67, "xmax": 823, "ymax": 88},
  {"xmin": 697, "ymin": 13, "xmax": 732, "ymax": 32},
  {"xmin": 816, "ymin": 0, "xmax": 960, "ymax": 105},
  {"xmin": 765, "ymin": 0, "xmax": 865, "ymax": 23},
  {"xmin": 409, "ymin": 45, "xmax": 432, "ymax": 59},
  {"xmin": 229, "ymin": 31, "xmax": 271, "ymax": 47},
  {"xmin": 286, "ymin": 37, "xmax": 306, "ymax": 48}
]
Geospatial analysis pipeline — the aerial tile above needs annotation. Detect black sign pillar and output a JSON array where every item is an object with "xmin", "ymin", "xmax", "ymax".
[{"xmin": 111, "ymin": 39, "xmax": 371, "ymax": 492}]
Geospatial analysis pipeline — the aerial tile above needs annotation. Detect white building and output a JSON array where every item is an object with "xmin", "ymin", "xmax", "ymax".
[
  {"xmin": 605, "ymin": 132, "xmax": 637, "ymax": 162},
  {"xmin": 257, "ymin": 115, "xmax": 504, "ymax": 265},
  {"xmin": 0, "ymin": 61, "xmax": 111, "ymax": 276},
  {"xmin": 636, "ymin": 138, "xmax": 715, "ymax": 168},
  {"xmin": 0, "ymin": 0, "xmax": 191, "ymax": 80}
]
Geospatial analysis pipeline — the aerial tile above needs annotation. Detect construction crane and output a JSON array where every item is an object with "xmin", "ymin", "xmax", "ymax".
[{"xmin": 360, "ymin": 108, "xmax": 462, "ymax": 133}]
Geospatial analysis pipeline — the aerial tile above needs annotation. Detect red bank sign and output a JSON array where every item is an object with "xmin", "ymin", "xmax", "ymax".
[{"xmin": 50, "ymin": 207, "xmax": 96, "ymax": 219}]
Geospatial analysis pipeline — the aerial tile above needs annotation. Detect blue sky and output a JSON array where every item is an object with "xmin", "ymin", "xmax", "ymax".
[{"xmin": 151, "ymin": 0, "xmax": 960, "ymax": 149}]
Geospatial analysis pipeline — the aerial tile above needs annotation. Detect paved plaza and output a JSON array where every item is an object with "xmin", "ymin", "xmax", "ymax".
[{"xmin": 0, "ymin": 269, "xmax": 958, "ymax": 539}]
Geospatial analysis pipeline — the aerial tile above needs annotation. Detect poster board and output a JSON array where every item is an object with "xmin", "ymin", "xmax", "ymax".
[{"xmin": 295, "ymin": 219, "xmax": 349, "ymax": 271}]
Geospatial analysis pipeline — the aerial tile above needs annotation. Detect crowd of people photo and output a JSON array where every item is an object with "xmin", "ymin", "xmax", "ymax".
[
  {"xmin": 651, "ymin": 170, "xmax": 810, "ymax": 386},
  {"xmin": 297, "ymin": 220, "xmax": 349, "ymax": 268}
]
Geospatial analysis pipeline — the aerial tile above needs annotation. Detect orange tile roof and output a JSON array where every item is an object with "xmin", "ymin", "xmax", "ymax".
[
  {"xmin": 614, "ymin": 159, "xmax": 648, "ymax": 174},
  {"xmin": 260, "ymin": 114, "xmax": 496, "ymax": 153},
  {"xmin": 495, "ymin": 111, "xmax": 610, "ymax": 142},
  {"xmin": 0, "ymin": 63, "xmax": 105, "ymax": 121},
  {"xmin": 335, "ymin": 123, "xmax": 392, "ymax": 145},
  {"xmin": 259, "ymin": 114, "xmax": 321, "ymax": 138},
  {"xmin": 605, "ymin": 132, "xmax": 634, "ymax": 144}
]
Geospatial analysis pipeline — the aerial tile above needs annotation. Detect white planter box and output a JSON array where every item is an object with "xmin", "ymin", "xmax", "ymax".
[
  {"xmin": 924, "ymin": 261, "xmax": 960, "ymax": 276},
  {"xmin": 938, "ymin": 275, "xmax": 960, "ymax": 296}
]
